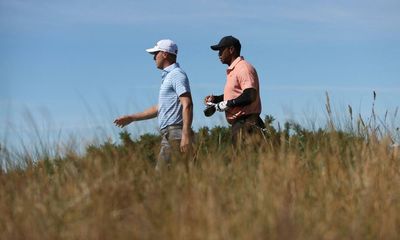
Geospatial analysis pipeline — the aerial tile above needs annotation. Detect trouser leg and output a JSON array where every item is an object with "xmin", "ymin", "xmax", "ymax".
[
  {"xmin": 231, "ymin": 115, "xmax": 266, "ymax": 147},
  {"xmin": 232, "ymin": 121, "xmax": 255, "ymax": 147},
  {"xmin": 156, "ymin": 132, "xmax": 172, "ymax": 171},
  {"xmin": 156, "ymin": 127, "xmax": 192, "ymax": 171}
]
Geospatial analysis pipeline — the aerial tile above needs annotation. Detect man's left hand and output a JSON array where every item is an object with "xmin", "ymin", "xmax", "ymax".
[{"xmin": 180, "ymin": 132, "xmax": 191, "ymax": 153}]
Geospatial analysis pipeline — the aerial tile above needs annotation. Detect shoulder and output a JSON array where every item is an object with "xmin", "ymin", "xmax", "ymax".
[
  {"xmin": 166, "ymin": 67, "xmax": 189, "ymax": 83},
  {"xmin": 234, "ymin": 60, "xmax": 257, "ymax": 79},
  {"xmin": 237, "ymin": 59, "xmax": 256, "ymax": 71},
  {"xmin": 170, "ymin": 67, "xmax": 187, "ymax": 77}
]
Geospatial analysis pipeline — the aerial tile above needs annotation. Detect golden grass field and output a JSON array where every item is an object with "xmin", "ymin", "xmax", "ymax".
[{"xmin": 1, "ymin": 99, "xmax": 399, "ymax": 239}]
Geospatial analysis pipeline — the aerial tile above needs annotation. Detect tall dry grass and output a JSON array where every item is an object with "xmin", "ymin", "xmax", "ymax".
[
  {"xmin": 1, "ymin": 130, "xmax": 399, "ymax": 239},
  {"xmin": 1, "ymin": 97, "xmax": 399, "ymax": 239}
]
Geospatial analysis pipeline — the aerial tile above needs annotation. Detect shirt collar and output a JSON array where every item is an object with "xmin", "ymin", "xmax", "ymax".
[
  {"xmin": 162, "ymin": 63, "xmax": 179, "ymax": 79},
  {"xmin": 227, "ymin": 56, "xmax": 244, "ymax": 71}
]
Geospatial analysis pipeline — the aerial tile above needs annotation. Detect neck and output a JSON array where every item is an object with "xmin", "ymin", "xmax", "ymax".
[
  {"xmin": 227, "ymin": 55, "xmax": 239, "ymax": 66},
  {"xmin": 162, "ymin": 61, "xmax": 175, "ymax": 70}
]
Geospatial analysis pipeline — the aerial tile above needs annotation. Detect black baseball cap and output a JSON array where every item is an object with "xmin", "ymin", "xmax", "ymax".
[{"xmin": 210, "ymin": 36, "xmax": 241, "ymax": 51}]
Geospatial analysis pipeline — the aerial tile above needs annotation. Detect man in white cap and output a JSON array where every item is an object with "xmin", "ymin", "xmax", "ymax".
[{"xmin": 114, "ymin": 39, "xmax": 193, "ymax": 170}]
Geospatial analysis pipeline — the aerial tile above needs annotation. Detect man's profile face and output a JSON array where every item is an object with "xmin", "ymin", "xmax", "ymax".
[
  {"xmin": 218, "ymin": 46, "xmax": 233, "ymax": 65},
  {"xmin": 153, "ymin": 51, "xmax": 165, "ymax": 69}
]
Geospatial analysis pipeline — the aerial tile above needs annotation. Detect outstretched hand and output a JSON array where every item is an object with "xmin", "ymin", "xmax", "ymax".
[{"xmin": 113, "ymin": 115, "xmax": 133, "ymax": 128}]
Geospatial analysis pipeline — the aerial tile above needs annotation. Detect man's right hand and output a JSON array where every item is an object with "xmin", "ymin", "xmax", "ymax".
[
  {"xmin": 204, "ymin": 95, "xmax": 214, "ymax": 105},
  {"xmin": 113, "ymin": 115, "xmax": 134, "ymax": 128}
]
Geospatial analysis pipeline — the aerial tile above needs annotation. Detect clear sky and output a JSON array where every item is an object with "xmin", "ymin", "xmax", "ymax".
[{"xmin": 1, "ymin": 0, "xmax": 399, "ymax": 149}]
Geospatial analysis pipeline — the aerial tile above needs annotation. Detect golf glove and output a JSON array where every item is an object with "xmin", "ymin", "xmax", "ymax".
[{"xmin": 216, "ymin": 101, "xmax": 228, "ymax": 112}]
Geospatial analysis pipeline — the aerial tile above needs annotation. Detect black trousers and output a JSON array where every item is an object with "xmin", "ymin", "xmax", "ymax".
[{"xmin": 231, "ymin": 114, "xmax": 266, "ymax": 146}]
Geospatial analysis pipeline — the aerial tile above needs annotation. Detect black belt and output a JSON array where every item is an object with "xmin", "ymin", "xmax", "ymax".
[{"xmin": 233, "ymin": 114, "xmax": 265, "ymax": 129}]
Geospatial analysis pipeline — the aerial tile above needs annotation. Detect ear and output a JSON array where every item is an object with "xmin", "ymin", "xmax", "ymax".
[
  {"xmin": 229, "ymin": 46, "xmax": 235, "ymax": 54},
  {"xmin": 161, "ymin": 52, "xmax": 169, "ymax": 59}
]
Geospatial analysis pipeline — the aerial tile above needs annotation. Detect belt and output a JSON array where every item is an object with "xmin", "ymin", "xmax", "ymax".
[
  {"xmin": 160, "ymin": 124, "xmax": 183, "ymax": 134},
  {"xmin": 233, "ymin": 114, "xmax": 265, "ymax": 129},
  {"xmin": 234, "ymin": 114, "xmax": 259, "ymax": 123}
]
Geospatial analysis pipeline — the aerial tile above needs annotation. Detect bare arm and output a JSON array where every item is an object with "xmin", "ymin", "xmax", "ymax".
[
  {"xmin": 179, "ymin": 92, "xmax": 193, "ymax": 153},
  {"xmin": 114, "ymin": 105, "xmax": 158, "ymax": 128}
]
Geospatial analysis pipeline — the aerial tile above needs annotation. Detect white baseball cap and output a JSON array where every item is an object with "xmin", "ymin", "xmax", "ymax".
[{"xmin": 146, "ymin": 39, "xmax": 178, "ymax": 55}]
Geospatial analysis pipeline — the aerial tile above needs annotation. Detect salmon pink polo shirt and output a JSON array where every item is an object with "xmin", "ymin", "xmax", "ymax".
[{"xmin": 223, "ymin": 56, "xmax": 262, "ymax": 124}]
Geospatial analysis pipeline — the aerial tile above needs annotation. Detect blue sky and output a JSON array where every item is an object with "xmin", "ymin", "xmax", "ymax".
[{"xmin": 1, "ymin": 0, "xmax": 399, "ymax": 149}]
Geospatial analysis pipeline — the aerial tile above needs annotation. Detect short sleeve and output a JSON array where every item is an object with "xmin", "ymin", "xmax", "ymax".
[
  {"xmin": 237, "ymin": 64, "xmax": 258, "ymax": 90},
  {"xmin": 170, "ymin": 69, "xmax": 191, "ymax": 96}
]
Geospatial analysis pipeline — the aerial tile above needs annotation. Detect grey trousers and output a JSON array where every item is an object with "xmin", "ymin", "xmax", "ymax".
[{"xmin": 156, "ymin": 125, "xmax": 183, "ymax": 171}]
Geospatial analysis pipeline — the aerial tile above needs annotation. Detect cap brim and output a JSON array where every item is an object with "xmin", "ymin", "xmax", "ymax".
[
  {"xmin": 146, "ymin": 47, "xmax": 160, "ymax": 54},
  {"xmin": 210, "ymin": 44, "xmax": 222, "ymax": 51}
]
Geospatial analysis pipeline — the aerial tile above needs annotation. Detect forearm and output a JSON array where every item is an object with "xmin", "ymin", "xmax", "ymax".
[
  {"xmin": 226, "ymin": 88, "xmax": 257, "ymax": 107},
  {"xmin": 182, "ymin": 102, "xmax": 193, "ymax": 134},
  {"xmin": 211, "ymin": 94, "xmax": 224, "ymax": 103},
  {"xmin": 114, "ymin": 105, "xmax": 158, "ymax": 128},
  {"xmin": 178, "ymin": 93, "xmax": 193, "ymax": 152},
  {"xmin": 130, "ymin": 105, "xmax": 158, "ymax": 121},
  {"xmin": 179, "ymin": 93, "xmax": 193, "ymax": 134}
]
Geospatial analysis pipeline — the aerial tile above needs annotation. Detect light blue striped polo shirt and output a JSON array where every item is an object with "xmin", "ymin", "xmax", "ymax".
[{"xmin": 158, "ymin": 63, "xmax": 191, "ymax": 130}]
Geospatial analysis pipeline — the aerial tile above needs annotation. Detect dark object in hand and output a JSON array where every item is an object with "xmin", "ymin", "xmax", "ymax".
[{"xmin": 204, "ymin": 105, "xmax": 216, "ymax": 117}]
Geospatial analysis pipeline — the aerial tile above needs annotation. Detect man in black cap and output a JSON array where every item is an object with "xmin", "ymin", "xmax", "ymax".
[{"xmin": 204, "ymin": 35, "xmax": 265, "ymax": 145}]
